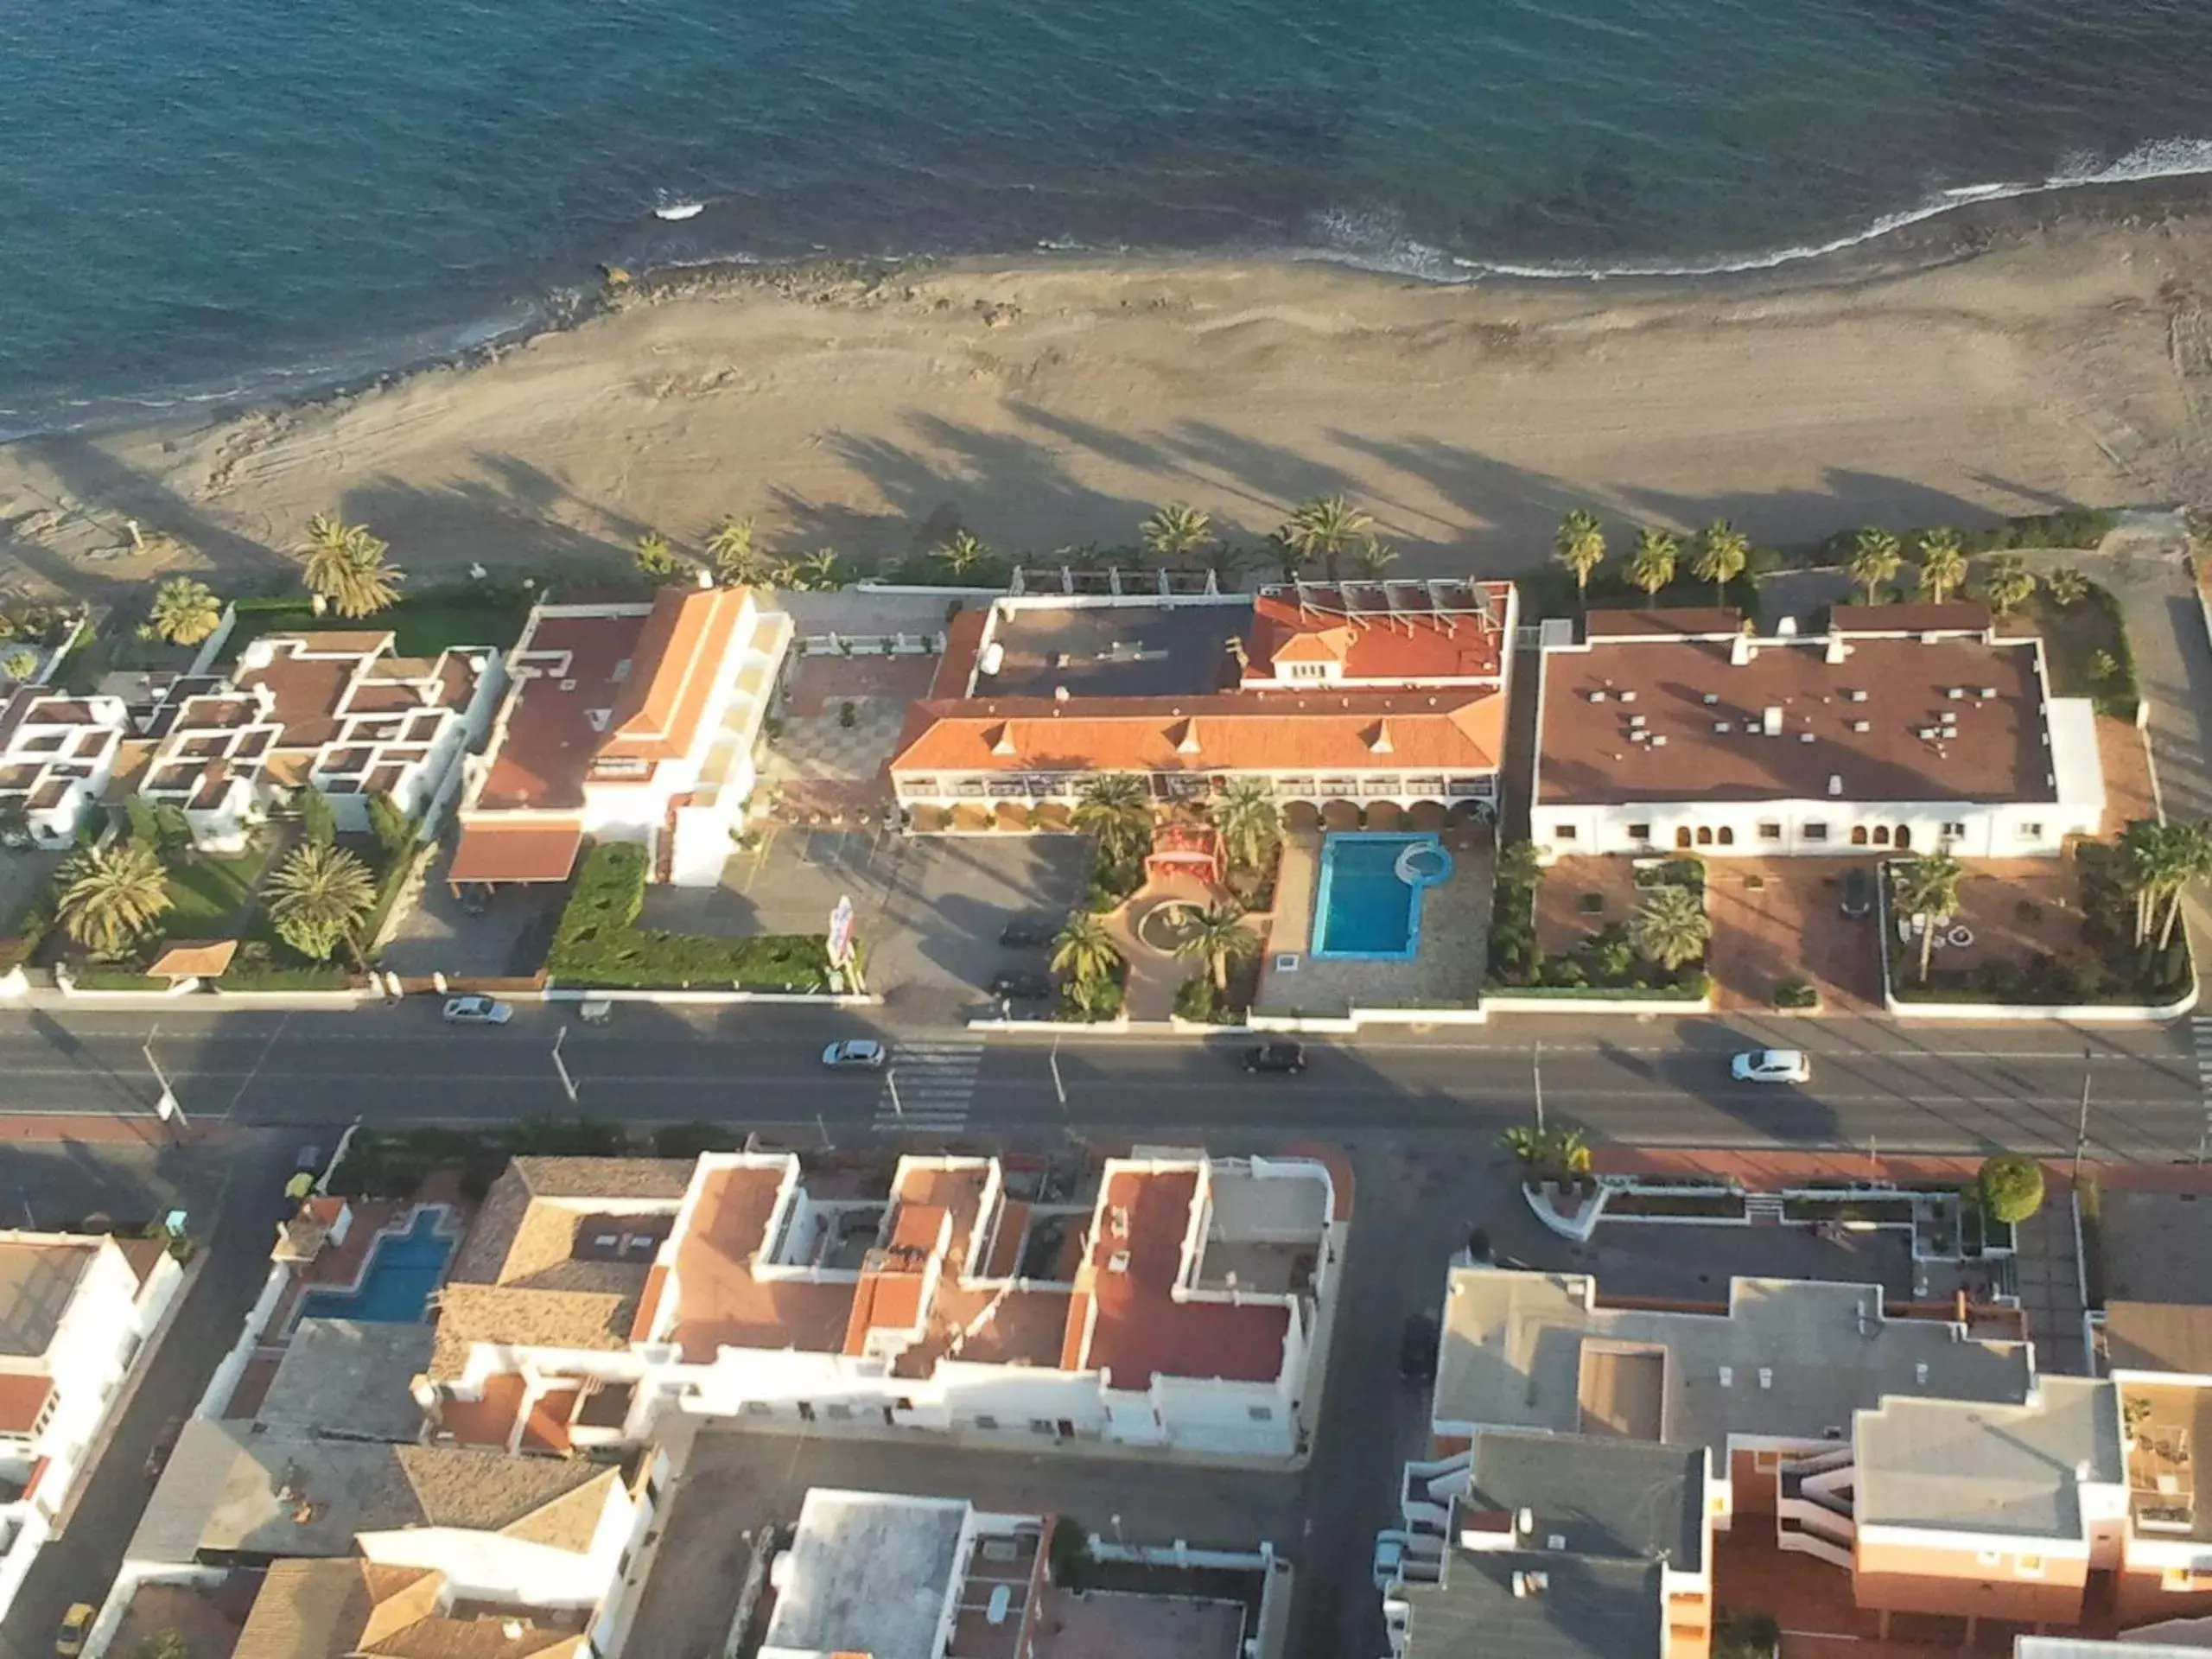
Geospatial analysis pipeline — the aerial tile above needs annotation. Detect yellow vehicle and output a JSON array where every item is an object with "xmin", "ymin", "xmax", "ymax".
[{"xmin": 55, "ymin": 1603, "xmax": 94, "ymax": 1656}]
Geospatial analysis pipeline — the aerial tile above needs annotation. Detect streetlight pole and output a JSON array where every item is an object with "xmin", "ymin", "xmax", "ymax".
[
  {"xmin": 886, "ymin": 1067, "xmax": 905, "ymax": 1119},
  {"xmin": 1050, "ymin": 1036, "xmax": 1067, "ymax": 1109},
  {"xmin": 2074, "ymin": 1046, "xmax": 2093, "ymax": 1181},
  {"xmin": 143, "ymin": 1024, "xmax": 187, "ymax": 1132},
  {"xmin": 1532, "ymin": 1039, "xmax": 1546, "ymax": 1138},
  {"xmin": 552, "ymin": 1027, "xmax": 579, "ymax": 1106}
]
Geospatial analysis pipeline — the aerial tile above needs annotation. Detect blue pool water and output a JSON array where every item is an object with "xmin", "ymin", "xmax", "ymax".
[
  {"xmin": 300, "ymin": 1208, "xmax": 454, "ymax": 1325},
  {"xmin": 1311, "ymin": 833, "xmax": 1450, "ymax": 962}
]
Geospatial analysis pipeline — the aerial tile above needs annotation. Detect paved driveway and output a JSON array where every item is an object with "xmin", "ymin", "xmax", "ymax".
[
  {"xmin": 378, "ymin": 838, "xmax": 567, "ymax": 979},
  {"xmin": 1705, "ymin": 859, "xmax": 1882, "ymax": 1014}
]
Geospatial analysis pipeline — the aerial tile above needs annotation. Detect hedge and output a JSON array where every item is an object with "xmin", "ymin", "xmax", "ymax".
[
  {"xmin": 548, "ymin": 842, "xmax": 830, "ymax": 989},
  {"xmin": 217, "ymin": 965, "xmax": 354, "ymax": 991},
  {"xmin": 69, "ymin": 968, "xmax": 169, "ymax": 991}
]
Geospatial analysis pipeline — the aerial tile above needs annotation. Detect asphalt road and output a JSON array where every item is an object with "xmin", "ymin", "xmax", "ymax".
[{"xmin": 3, "ymin": 1004, "xmax": 2203, "ymax": 1161}]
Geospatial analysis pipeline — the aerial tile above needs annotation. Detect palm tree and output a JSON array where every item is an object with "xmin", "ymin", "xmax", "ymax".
[
  {"xmin": 635, "ymin": 531, "xmax": 684, "ymax": 583},
  {"xmin": 266, "ymin": 841, "xmax": 378, "ymax": 963},
  {"xmin": 1690, "ymin": 519, "xmax": 1750, "ymax": 606},
  {"xmin": 1625, "ymin": 528, "xmax": 1679, "ymax": 608},
  {"xmin": 1174, "ymin": 904, "xmax": 1258, "ymax": 992},
  {"xmin": 1629, "ymin": 884, "xmax": 1709, "ymax": 970},
  {"xmin": 1848, "ymin": 528, "xmax": 1904, "ymax": 605},
  {"xmin": 2158, "ymin": 821, "xmax": 2212, "ymax": 950},
  {"xmin": 1072, "ymin": 774, "xmax": 1155, "ymax": 869},
  {"xmin": 1351, "ymin": 535, "xmax": 1398, "ymax": 578},
  {"xmin": 1978, "ymin": 555, "xmax": 2036, "ymax": 618},
  {"xmin": 1208, "ymin": 778, "xmax": 1281, "ymax": 876},
  {"xmin": 2119, "ymin": 817, "xmax": 2170, "ymax": 945},
  {"xmin": 1280, "ymin": 494, "xmax": 1373, "ymax": 582},
  {"xmin": 297, "ymin": 515, "xmax": 403, "ymax": 618},
  {"xmin": 147, "ymin": 578, "xmax": 222, "ymax": 647},
  {"xmin": 2045, "ymin": 566, "xmax": 2089, "ymax": 607},
  {"xmin": 1141, "ymin": 504, "xmax": 1214, "ymax": 568},
  {"xmin": 934, "ymin": 531, "xmax": 992, "ymax": 580},
  {"xmin": 1916, "ymin": 529, "xmax": 1967, "ymax": 604},
  {"xmin": 706, "ymin": 517, "xmax": 769, "ymax": 585},
  {"xmin": 1892, "ymin": 850, "xmax": 1964, "ymax": 985},
  {"xmin": 1554, "ymin": 510, "xmax": 1606, "ymax": 605},
  {"xmin": 1051, "ymin": 911, "xmax": 1123, "ymax": 987},
  {"xmin": 55, "ymin": 841, "xmax": 171, "ymax": 957},
  {"xmin": 788, "ymin": 550, "xmax": 842, "ymax": 590}
]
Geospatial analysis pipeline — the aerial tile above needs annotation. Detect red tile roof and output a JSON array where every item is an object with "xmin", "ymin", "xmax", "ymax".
[
  {"xmin": 666, "ymin": 1164, "xmax": 854, "ymax": 1362},
  {"xmin": 0, "ymin": 1373, "xmax": 54, "ymax": 1434},
  {"xmin": 1829, "ymin": 602, "xmax": 1993, "ymax": 636},
  {"xmin": 1246, "ymin": 582, "xmax": 1510, "ymax": 682},
  {"xmin": 1584, "ymin": 607, "xmax": 1748, "ymax": 639},
  {"xmin": 477, "ymin": 613, "xmax": 652, "ymax": 812},
  {"xmin": 601, "ymin": 588, "xmax": 752, "ymax": 766},
  {"xmin": 448, "ymin": 821, "xmax": 584, "ymax": 885}
]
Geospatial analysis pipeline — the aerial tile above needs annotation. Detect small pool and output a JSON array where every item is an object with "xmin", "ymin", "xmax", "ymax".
[
  {"xmin": 300, "ymin": 1207, "xmax": 454, "ymax": 1325},
  {"xmin": 1311, "ymin": 832, "xmax": 1452, "ymax": 961}
]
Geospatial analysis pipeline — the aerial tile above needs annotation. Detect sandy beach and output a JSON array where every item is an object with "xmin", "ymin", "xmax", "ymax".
[{"xmin": 3, "ymin": 208, "xmax": 2210, "ymax": 600}]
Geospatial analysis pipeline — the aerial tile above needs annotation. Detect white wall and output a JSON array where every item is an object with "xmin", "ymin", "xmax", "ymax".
[
  {"xmin": 1534, "ymin": 795, "xmax": 2097, "ymax": 860},
  {"xmin": 359, "ymin": 1479, "xmax": 632, "ymax": 1611}
]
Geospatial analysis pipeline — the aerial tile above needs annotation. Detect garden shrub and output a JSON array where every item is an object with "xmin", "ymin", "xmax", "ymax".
[{"xmin": 548, "ymin": 842, "xmax": 830, "ymax": 989}]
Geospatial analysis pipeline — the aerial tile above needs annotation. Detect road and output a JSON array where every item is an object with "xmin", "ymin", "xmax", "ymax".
[{"xmin": 5, "ymin": 1003, "xmax": 2204, "ymax": 1161}]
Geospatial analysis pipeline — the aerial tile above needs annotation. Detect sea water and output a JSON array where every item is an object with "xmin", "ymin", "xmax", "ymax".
[{"xmin": 3, "ymin": 0, "xmax": 2210, "ymax": 429}]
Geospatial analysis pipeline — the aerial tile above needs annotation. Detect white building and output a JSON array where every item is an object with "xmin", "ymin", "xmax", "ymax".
[
  {"xmin": 0, "ymin": 690, "xmax": 132, "ymax": 848},
  {"xmin": 416, "ymin": 1149, "xmax": 1344, "ymax": 1462},
  {"xmin": 1530, "ymin": 605, "xmax": 2106, "ymax": 861},
  {"xmin": 134, "ymin": 631, "xmax": 505, "ymax": 852},
  {"xmin": 0, "ymin": 1232, "xmax": 184, "ymax": 1619},
  {"xmin": 448, "ymin": 584, "xmax": 791, "ymax": 890}
]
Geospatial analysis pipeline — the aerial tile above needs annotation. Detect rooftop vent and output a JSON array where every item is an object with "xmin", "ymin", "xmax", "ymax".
[
  {"xmin": 1511, "ymin": 1572, "xmax": 1549, "ymax": 1599},
  {"xmin": 1587, "ymin": 690, "xmax": 1608, "ymax": 703},
  {"xmin": 1719, "ymin": 1366, "xmax": 1733, "ymax": 1388},
  {"xmin": 556, "ymin": 678, "xmax": 577, "ymax": 693},
  {"xmin": 1628, "ymin": 714, "xmax": 1646, "ymax": 728},
  {"xmin": 1852, "ymin": 720, "xmax": 1872, "ymax": 734},
  {"xmin": 1980, "ymin": 687, "xmax": 1998, "ymax": 699},
  {"xmin": 1053, "ymin": 685, "xmax": 1071, "ymax": 702},
  {"xmin": 1547, "ymin": 1534, "xmax": 1568, "ymax": 1551},
  {"xmin": 1759, "ymin": 1367, "xmax": 1774, "ymax": 1390},
  {"xmin": 1517, "ymin": 1508, "xmax": 1535, "ymax": 1535},
  {"xmin": 1916, "ymin": 1362, "xmax": 1929, "ymax": 1384},
  {"xmin": 584, "ymin": 709, "xmax": 611, "ymax": 734},
  {"xmin": 1703, "ymin": 693, "xmax": 1719, "ymax": 706},
  {"xmin": 1713, "ymin": 721, "xmax": 1733, "ymax": 734},
  {"xmin": 1828, "ymin": 774, "xmax": 1844, "ymax": 797},
  {"xmin": 1799, "ymin": 732, "xmax": 1816, "ymax": 744},
  {"xmin": 1649, "ymin": 735, "xmax": 1667, "ymax": 747},
  {"xmin": 1847, "ymin": 688, "xmax": 1869, "ymax": 702},
  {"xmin": 1618, "ymin": 690, "xmax": 1637, "ymax": 703},
  {"xmin": 979, "ymin": 642, "xmax": 1005, "ymax": 677},
  {"xmin": 1947, "ymin": 687, "xmax": 1964, "ymax": 700},
  {"xmin": 1762, "ymin": 706, "xmax": 1783, "ymax": 737},
  {"xmin": 1777, "ymin": 617, "xmax": 1799, "ymax": 638},
  {"xmin": 1917, "ymin": 728, "xmax": 1939, "ymax": 741}
]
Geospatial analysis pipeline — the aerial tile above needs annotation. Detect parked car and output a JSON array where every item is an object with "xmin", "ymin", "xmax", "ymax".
[
  {"xmin": 1731, "ymin": 1048, "xmax": 1812, "ymax": 1084},
  {"xmin": 145, "ymin": 1415, "xmax": 183, "ymax": 1481},
  {"xmin": 1245, "ymin": 1041, "xmax": 1307, "ymax": 1075},
  {"xmin": 55, "ymin": 1604, "xmax": 94, "ymax": 1657},
  {"xmin": 1398, "ymin": 1313, "xmax": 1440, "ymax": 1384},
  {"xmin": 1840, "ymin": 866, "xmax": 1874, "ymax": 918},
  {"xmin": 822, "ymin": 1039, "xmax": 888, "ymax": 1069},
  {"xmin": 998, "ymin": 918, "xmax": 1058, "ymax": 950},
  {"xmin": 989, "ymin": 970, "xmax": 1055, "ymax": 1001},
  {"xmin": 442, "ymin": 995, "xmax": 513, "ymax": 1027}
]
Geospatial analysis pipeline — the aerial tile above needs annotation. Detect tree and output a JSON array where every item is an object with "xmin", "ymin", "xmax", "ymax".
[
  {"xmin": 1280, "ymin": 494, "xmax": 1373, "ymax": 582},
  {"xmin": 706, "ymin": 517, "xmax": 769, "ymax": 585},
  {"xmin": 1072, "ymin": 774, "xmax": 1154, "ymax": 869},
  {"xmin": 1915, "ymin": 528, "xmax": 1967, "ymax": 604},
  {"xmin": 2119, "ymin": 817, "xmax": 2171, "ymax": 945},
  {"xmin": 1499, "ymin": 1124, "xmax": 1592, "ymax": 1180},
  {"xmin": 1050, "ymin": 911, "xmax": 1123, "ymax": 987},
  {"xmin": 2157, "ymin": 820, "xmax": 2212, "ymax": 950},
  {"xmin": 1141, "ymin": 504, "xmax": 1213, "ymax": 567},
  {"xmin": 55, "ymin": 840, "xmax": 172, "ymax": 957},
  {"xmin": 1173, "ymin": 904, "xmax": 1258, "ymax": 992},
  {"xmin": 366, "ymin": 789, "xmax": 415, "ymax": 863},
  {"xmin": 265, "ymin": 841, "xmax": 378, "ymax": 963},
  {"xmin": 298, "ymin": 789, "xmax": 335, "ymax": 849},
  {"xmin": 1978, "ymin": 554, "xmax": 2036, "ymax": 617},
  {"xmin": 784, "ymin": 550, "xmax": 843, "ymax": 591},
  {"xmin": 635, "ymin": 531, "xmax": 685, "ymax": 583},
  {"xmin": 0, "ymin": 648, "xmax": 35, "ymax": 682},
  {"xmin": 1690, "ymin": 519, "xmax": 1750, "ymax": 606},
  {"xmin": 1629, "ymin": 884, "xmax": 1709, "ymax": 970},
  {"xmin": 124, "ymin": 795, "xmax": 162, "ymax": 847},
  {"xmin": 137, "ymin": 1630, "xmax": 194, "ymax": 1659},
  {"xmin": 1351, "ymin": 535, "xmax": 1398, "ymax": 578},
  {"xmin": 1625, "ymin": 528, "xmax": 1679, "ymax": 607},
  {"xmin": 2088, "ymin": 649, "xmax": 2119, "ymax": 684},
  {"xmin": 1891, "ymin": 850, "xmax": 1964, "ymax": 985},
  {"xmin": 147, "ymin": 577, "xmax": 222, "ymax": 647},
  {"xmin": 298, "ymin": 515, "xmax": 404, "ymax": 618},
  {"xmin": 1979, "ymin": 1154, "xmax": 2046, "ymax": 1225},
  {"xmin": 1847, "ymin": 527, "xmax": 1904, "ymax": 605},
  {"xmin": 934, "ymin": 531, "xmax": 993, "ymax": 580},
  {"xmin": 2045, "ymin": 566, "xmax": 2089, "ymax": 607},
  {"xmin": 1554, "ymin": 510, "xmax": 1606, "ymax": 605},
  {"xmin": 1208, "ymin": 778, "xmax": 1281, "ymax": 876}
]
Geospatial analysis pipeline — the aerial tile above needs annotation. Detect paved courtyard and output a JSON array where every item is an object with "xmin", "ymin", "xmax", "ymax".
[
  {"xmin": 760, "ymin": 652, "xmax": 938, "ymax": 824},
  {"xmin": 1704, "ymin": 859, "xmax": 1882, "ymax": 1014},
  {"xmin": 2096, "ymin": 1185, "xmax": 2212, "ymax": 1306}
]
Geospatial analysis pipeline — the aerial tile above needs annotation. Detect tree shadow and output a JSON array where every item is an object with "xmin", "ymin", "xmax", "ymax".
[
  {"xmin": 339, "ymin": 453, "xmax": 658, "ymax": 575},
  {"xmin": 5, "ymin": 433, "xmax": 287, "ymax": 593}
]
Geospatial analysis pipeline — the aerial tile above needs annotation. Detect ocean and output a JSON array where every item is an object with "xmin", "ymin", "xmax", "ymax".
[{"xmin": 4, "ymin": 0, "xmax": 2210, "ymax": 434}]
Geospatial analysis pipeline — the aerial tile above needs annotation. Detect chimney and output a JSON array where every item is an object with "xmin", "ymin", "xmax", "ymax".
[
  {"xmin": 1729, "ymin": 633, "xmax": 1752, "ymax": 667},
  {"xmin": 1827, "ymin": 774, "xmax": 1843, "ymax": 796},
  {"xmin": 1053, "ymin": 685, "xmax": 1071, "ymax": 702},
  {"xmin": 1761, "ymin": 706, "xmax": 1783, "ymax": 737},
  {"xmin": 1825, "ymin": 635, "xmax": 1849, "ymax": 665},
  {"xmin": 1369, "ymin": 720, "xmax": 1394, "ymax": 754},
  {"xmin": 1776, "ymin": 617, "xmax": 1798, "ymax": 638},
  {"xmin": 1176, "ymin": 720, "xmax": 1201, "ymax": 754},
  {"xmin": 990, "ymin": 723, "xmax": 1017, "ymax": 757}
]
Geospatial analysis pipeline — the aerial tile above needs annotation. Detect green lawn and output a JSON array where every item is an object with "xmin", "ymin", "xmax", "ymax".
[
  {"xmin": 163, "ymin": 841, "xmax": 275, "ymax": 933},
  {"xmin": 2007, "ymin": 582, "xmax": 2138, "ymax": 717},
  {"xmin": 219, "ymin": 598, "xmax": 529, "ymax": 663}
]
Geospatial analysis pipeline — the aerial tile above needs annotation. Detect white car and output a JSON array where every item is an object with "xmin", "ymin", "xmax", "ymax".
[
  {"xmin": 1732, "ymin": 1048, "xmax": 1811, "ymax": 1084},
  {"xmin": 442, "ymin": 995, "xmax": 513, "ymax": 1027},
  {"xmin": 822, "ymin": 1039, "xmax": 887, "ymax": 1069}
]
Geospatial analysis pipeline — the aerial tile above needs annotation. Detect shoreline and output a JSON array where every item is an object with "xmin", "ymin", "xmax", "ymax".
[{"xmin": 8, "ymin": 167, "xmax": 2212, "ymax": 456}]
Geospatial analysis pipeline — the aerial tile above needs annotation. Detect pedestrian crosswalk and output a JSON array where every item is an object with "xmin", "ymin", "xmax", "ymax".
[{"xmin": 874, "ymin": 1039, "xmax": 986, "ymax": 1133}]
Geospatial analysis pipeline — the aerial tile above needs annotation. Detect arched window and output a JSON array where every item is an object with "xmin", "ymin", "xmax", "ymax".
[
  {"xmin": 1717, "ymin": 826, "xmax": 1735, "ymax": 846},
  {"xmin": 1675, "ymin": 827, "xmax": 1694, "ymax": 849},
  {"xmin": 1850, "ymin": 825, "xmax": 1869, "ymax": 846},
  {"xmin": 1896, "ymin": 825, "xmax": 1913, "ymax": 850},
  {"xmin": 1695, "ymin": 826, "xmax": 1713, "ymax": 846},
  {"xmin": 1872, "ymin": 825, "xmax": 1891, "ymax": 847}
]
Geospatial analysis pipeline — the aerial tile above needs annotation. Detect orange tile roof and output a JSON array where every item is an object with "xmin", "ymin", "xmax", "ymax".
[
  {"xmin": 891, "ymin": 690, "xmax": 1503, "ymax": 776},
  {"xmin": 601, "ymin": 588, "xmax": 749, "ymax": 765},
  {"xmin": 0, "ymin": 1372, "xmax": 52, "ymax": 1434},
  {"xmin": 1247, "ymin": 583, "xmax": 1510, "ymax": 681},
  {"xmin": 148, "ymin": 939, "xmax": 238, "ymax": 979},
  {"xmin": 667, "ymin": 1165, "xmax": 855, "ymax": 1361},
  {"xmin": 449, "ymin": 821, "xmax": 584, "ymax": 884}
]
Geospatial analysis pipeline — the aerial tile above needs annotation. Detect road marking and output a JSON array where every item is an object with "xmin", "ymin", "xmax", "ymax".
[{"xmin": 875, "ymin": 1040, "xmax": 985, "ymax": 1133}]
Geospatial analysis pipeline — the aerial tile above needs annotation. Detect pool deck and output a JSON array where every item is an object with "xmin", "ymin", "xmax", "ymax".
[{"xmin": 1255, "ymin": 827, "xmax": 1492, "ymax": 1018}]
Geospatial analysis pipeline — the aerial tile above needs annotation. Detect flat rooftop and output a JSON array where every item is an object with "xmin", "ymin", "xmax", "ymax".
[
  {"xmin": 1465, "ymin": 1431, "xmax": 1705, "ymax": 1572},
  {"xmin": 761, "ymin": 1489, "xmax": 966, "ymax": 1659},
  {"xmin": 478, "ymin": 609, "xmax": 651, "ymax": 811},
  {"xmin": 1435, "ymin": 1269, "xmax": 2033, "ymax": 1455},
  {"xmin": 0, "ymin": 1239, "xmax": 94, "ymax": 1357},
  {"xmin": 1538, "ymin": 629, "xmax": 2054, "ymax": 805},
  {"xmin": 254, "ymin": 1318, "xmax": 433, "ymax": 1442},
  {"xmin": 1398, "ymin": 1553, "xmax": 1660, "ymax": 1659},
  {"xmin": 1855, "ymin": 1376, "xmax": 2121, "ymax": 1539},
  {"xmin": 975, "ymin": 601, "xmax": 1249, "ymax": 699}
]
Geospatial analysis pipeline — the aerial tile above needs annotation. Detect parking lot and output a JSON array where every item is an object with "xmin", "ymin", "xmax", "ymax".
[
  {"xmin": 1703, "ymin": 858, "xmax": 1882, "ymax": 1013},
  {"xmin": 378, "ymin": 837, "xmax": 567, "ymax": 979}
]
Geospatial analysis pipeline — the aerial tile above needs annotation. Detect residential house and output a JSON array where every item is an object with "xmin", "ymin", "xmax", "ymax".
[
  {"xmin": 232, "ymin": 1559, "xmax": 589, "ymax": 1659},
  {"xmin": 1530, "ymin": 604, "xmax": 2105, "ymax": 859},
  {"xmin": 0, "ymin": 689, "xmax": 131, "ymax": 847},
  {"xmin": 888, "ymin": 579, "xmax": 1515, "ymax": 829},
  {"xmin": 0, "ymin": 1232, "xmax": 184, "ymax": 1617},
  {"xmin": 135, "ymin": 631, "xmax": 504, "ymax": 851},
  {"xmin": 448, "ymin": 584, "xmax": 791, "ymax": 890},
  {"xmin": 416, "ymin": 1149, "xmax": 1344, "ymax": 1460}
]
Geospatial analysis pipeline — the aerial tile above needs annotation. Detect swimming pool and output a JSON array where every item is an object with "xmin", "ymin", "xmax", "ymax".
[
  {"xmin": 1310, "ymin": 832, "xmax": 1452, "ymax": 961},
  {"xmin": 300, "ymin": 1207, "xmax": 454, "ymax": 1324}
]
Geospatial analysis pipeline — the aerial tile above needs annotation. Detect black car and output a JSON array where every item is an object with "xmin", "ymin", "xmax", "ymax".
[
  {"xmin": 1245, "ymin": 1041, "xmax": 1307, "ymax": 1075},
  {"xmin": 989, "ymin": 970, "xmax": 1055, "ymax": 1001},
  {"xmin": 1840, "ymin": 866, "xmax": 1874, "ymax": 919},
  {"xmin": 1398, "ymin": 1313, "xmax": 1440, "ymax": 1384},
  {"xmin": 998, "ymin": 918, "xmax": 1058, "ymax": 949}
]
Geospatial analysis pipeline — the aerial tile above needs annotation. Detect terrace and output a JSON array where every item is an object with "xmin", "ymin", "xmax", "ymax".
[{"xmin": 2124, "ymin": 1380, "xmax": 2209, "ymax": 1539}]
